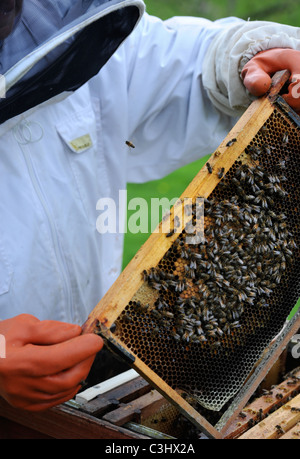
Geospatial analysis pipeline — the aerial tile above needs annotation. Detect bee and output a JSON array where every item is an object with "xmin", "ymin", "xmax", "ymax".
[
  {"xmin": 207, "ymin": 329, "xmax": 217, "ymax": 339},
  {"xmin": 175, "ymin": 281, "xmax": 186, "ymax": 293},
  {"xmin": 182, "ymin": 331, "xmax": 192, "ymax": 342},
  {"xmin": 291, "ymin": 407, "xmax": 300, "ymax": 412},
  {"xmin": 151, "ymin": 309, "xmax": 161, "ymax": 318},
  {"xmin": 172, "ymin": 332, "xmax": 181, "ymax": 342},
  {"xmin": 174, "ymin": 215, "xmax": 181, "ymax": 228},
  {"xmin": 276, "ymin": 159, "xmax": 287, "ymax": 170},
  {"xmin": 181, "ymin": 249, "xmax": 189, "ymax": 259},
  {"xmin": 247, "ymin": 418, "xmax": 255, "ymax": 428},
  {"xmin": 206, "ymin": 162, "xmax": 213, "ymax": 174},
  {"xmin": 262, "ymin": 389, "xmax": 273, "ymax": 396},
  {"xmin": 218, "ymin": 167, "xmax": 225, "ymax": 179},
  {"xmin": 196, "ymin": 335, "xmax": 208, "ymax": 343},
  {"xmin": 282, "ymin": 133, "xmax": 289, "ymax": 145},
  {"xmin": 110, "ymin": 323, "xmax": 117, "ymax": 333},
  {"xmin": 260, "ymin": 125, "xmax": 268, "ymax": 136},
  {"xmin": 275, "ymin": 424, "xmax": 285, "ymax": 435},
  {"xmin": 211, "ymin": 341, "xmax": 221, "ymax": 350},
  {"xmin": 166, "ymin": 229, "xmax": 175, "ymax": 238},
  {"xmin": 123, "ymin": 312, "xmax": 132, "ymax": 322},
  {"xmin": 142, "ymin": 269, "xmax": 148, "ymax": 281},
  {"xmin": 125, "ymin": 140, "xmax": 135, "ymax": 148},
  {"xmin": 152, "ymin": 326, "xmax": 160, "ymax": 335},
  {"xmin": 184, "ymin": 204, "xmax": 193, "ymax": 216},
  {"xmin": 256, "ymin": 408, "xmax": 264, "ymax": 421},
  {"xmin": 248, "ymin": 146, "xmax": 261, "ymax": 161},
  {"xmin": 231, "ymin": 321, "xmax": 241, "ymax": 330},
  {"xmin": 216, "ymin": 327, "xmax": 224, "ymax": 337},
  {"xmin": 161, "ymin": 311, "xmax": 174, "ymax": 319},
  {"xmin": 264, "ymin": 145, "xmax": 272, "ymax": 155},
  {"xmin": 148, "ymin": 267, "xmax": 160, "ymax": 282},
  {"xmin": 150, "ymin": 282, "xmax": 162, "ymax": 291},
  {"xmin": 139, "ymin": 303, "xmax": 150, "ymax": 312},
  {"xmin": 226, "ymin": 138, "xmax": 237, "ymax": 147},
  {"xmin": 196, "ymin": 325, "xmax": 204, "ymax": 336}
]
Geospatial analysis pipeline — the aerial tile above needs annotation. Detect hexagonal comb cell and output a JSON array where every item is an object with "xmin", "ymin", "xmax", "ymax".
[
  {"xmin": 83, "ymin": 72, "xmax": 300, "ymax": 438},
  {"xmin": 113, "ymin": 106, "xmax": 299, "ymax": 411}
]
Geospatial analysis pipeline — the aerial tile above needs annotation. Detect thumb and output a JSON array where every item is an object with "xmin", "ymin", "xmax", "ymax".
[{"xmin": 242, "ymin": 66, "xmax": 273, "ymax": 98}]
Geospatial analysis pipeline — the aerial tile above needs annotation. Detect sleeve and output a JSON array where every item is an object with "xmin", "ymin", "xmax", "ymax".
[
  {"xmin": 125, "ymin": 13, "xmax": 241, "ymax": 183},
  {"xmin": 125, "ymin": 13, "xmax": 300, "ymax": 183},
  {"xmin": 202, "ymin": 20, "xmax": 300, "ymax": 116}
]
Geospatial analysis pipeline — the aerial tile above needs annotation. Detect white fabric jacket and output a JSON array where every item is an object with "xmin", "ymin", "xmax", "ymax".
[{"xmin": 1, "ymin": 9, "xmax": 300, "ymax": 324}]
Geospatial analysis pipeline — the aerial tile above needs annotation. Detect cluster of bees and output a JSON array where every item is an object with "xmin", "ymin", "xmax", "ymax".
[{"xmin": 137, "ymin": 140, "xmax": 297, "ymax": 351}]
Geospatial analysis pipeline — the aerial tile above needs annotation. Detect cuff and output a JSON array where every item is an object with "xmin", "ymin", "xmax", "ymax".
[{"xmin": 203, "ymin": 20, "xmax": 300, "ymax": 117}]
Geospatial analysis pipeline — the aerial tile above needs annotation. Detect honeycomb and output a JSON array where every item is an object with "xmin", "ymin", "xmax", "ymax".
[
  {"xmin": 112, "ymin": 103, "xmax": 300, "ymax": 413},
  {"xmin": 142, "ymin": 403, "xmax": 183, "ymax": 438}
]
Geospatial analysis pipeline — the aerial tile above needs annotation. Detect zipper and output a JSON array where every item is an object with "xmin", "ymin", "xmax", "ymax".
[{"xmin": 14, "ymin": 122, "xmax": 74, "ymax": 321}]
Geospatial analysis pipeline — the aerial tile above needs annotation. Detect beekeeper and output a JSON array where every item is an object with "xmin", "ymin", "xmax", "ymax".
[{"xmin": 0, "ymin": 0, "xmax": 299, "ymax": 412}]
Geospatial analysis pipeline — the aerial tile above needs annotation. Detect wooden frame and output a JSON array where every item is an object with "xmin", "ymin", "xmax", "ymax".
[{"xmin": 82, "ymin": 71, "xmax": 300, "ymax": 439}]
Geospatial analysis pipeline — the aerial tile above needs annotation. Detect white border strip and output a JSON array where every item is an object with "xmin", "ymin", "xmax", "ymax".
[{"xmin": 75, "ymin": 368, "xmax": 140, "ymax": 404}]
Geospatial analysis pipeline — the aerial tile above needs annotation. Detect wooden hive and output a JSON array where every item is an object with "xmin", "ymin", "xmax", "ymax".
[
  {"xmin": 225, "ymin": 366, "xmax": 300, "ymax": 439},
  {"xmin": 1, "ymin": 364, "xmax": 300, "ymax": 439},
  {"xmin": 82, "ymin": 71, "xmax": 300, "ymax": 439}
]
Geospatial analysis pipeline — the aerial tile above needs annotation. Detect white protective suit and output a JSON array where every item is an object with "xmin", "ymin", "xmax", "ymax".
[{"xmin": 0, "ymin": 0, "xmax": 300, "ymax": 325}]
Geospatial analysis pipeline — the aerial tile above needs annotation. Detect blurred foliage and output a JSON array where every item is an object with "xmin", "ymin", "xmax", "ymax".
[
  {"xmin": 123, "ymin": 158, "xmax": 207, "ymax": 267},
  {"xmin": 123, "ymin": 0, "xmax": 300, "ymax": 269},
  {"xmin": 144, "ymin": 0, "xmax": 300, "ymax": 25},
  {"xmin": 123, "ymin": 0, "xmax": 299, "ymax": 316}
]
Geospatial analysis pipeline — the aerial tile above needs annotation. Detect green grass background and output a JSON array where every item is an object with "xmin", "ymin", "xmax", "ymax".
[{"xmin": 122, "ymin": 0, "xmax": 300, "ymax": 317}]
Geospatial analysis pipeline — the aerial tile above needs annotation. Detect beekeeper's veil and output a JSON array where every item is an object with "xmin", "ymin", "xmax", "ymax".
[{"xmin": 0, "ymin": 0, "xmax": 145, "ymax": 124}]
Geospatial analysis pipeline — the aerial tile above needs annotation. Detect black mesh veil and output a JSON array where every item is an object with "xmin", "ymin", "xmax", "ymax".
[{"xmin": 0, "ymin": 0, "xmax": 145, "ymax": 124}]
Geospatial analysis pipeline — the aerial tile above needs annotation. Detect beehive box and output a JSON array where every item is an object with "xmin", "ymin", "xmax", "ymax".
[
  {"xmin": 82, "ymin": 71, "xmax": 300, "ymax": 439},
  {"xmin": 1, "ymin": 364, "xmax": 299, "ymax": 439},
  {"xmin": 226, "ymin": 366, "xmax": 300, "ymax": 439}
]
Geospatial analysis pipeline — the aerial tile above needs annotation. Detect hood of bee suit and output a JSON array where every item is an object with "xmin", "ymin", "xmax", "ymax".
[{"xmin": 0, "ymin": 0, "xmax": 145, "ymax": 124}]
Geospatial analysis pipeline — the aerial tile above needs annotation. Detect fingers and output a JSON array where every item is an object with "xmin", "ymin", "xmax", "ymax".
[
  {"xmin": 0, "ymin": 314, "xmax": 83, "ymax": 346},
  {"xmin": 22, "ymin": 317, "xmax": 83, "ymax": 346},
  {"xmin": 241, "ymin": 48, "xmax": 300, "ymax": 114},
  {"xmin": 26, "ymin": 333, "xmax": 103, "ymax": 377},
  {"xmin": 2, "ymin": 340, "xmax": 102, "ymax": 411},
  {"xmin": 243, "ymin": 65, "xmax": 300, "ymax": 114},
  {"xmin": 0, "ymin": 315, "xmax": 103, "ymax": 412},
  {"xmin": 22, "ymin": 353, "xmax": 97, "ymax": 411},
  {"xmin": 37, "ymin": 353, "xmax": 98, "ymax": 396},
  {"xmin": 241, "ymin": 65, "xmax": 272, "ymax": 97},
  {"xmin": 23, "ymin": 390, "xmax": 81, "ymax": 412},
  {"xmin": 6, "ymin": 384, "xmax": 82, "ymax": 412}
]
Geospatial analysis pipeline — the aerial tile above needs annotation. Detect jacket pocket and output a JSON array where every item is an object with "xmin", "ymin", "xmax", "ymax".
[{"xmin": 55, "ymin": 101, "xmax": 109, "ymax": 227}]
